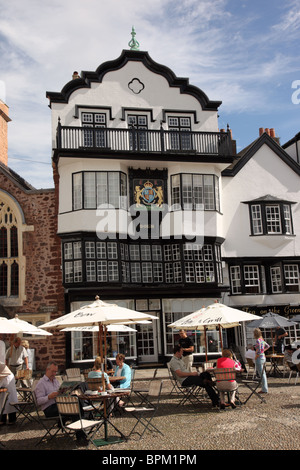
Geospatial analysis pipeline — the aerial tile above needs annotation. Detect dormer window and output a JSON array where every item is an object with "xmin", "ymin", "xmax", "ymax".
[{"xmin": 245, "ymin": 196, "xmax": 295, "ymax": 236}]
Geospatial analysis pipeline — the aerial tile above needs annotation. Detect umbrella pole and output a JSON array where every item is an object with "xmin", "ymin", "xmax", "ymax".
[
  {"xmin": 218, "ymin": 327, "xmax": 223, "ymax": 350},
  {"xmin": 204, "ymin": 327, "xmax": 208, "ymax": 362},
  {"xmin": 99, "ymin": 324, "xmax": 106, "ymax": 392},
  {"xmin": 97, "ymin": 327, "xmax": 101, "ymax": 356},
  {"xmin": 271, "ymin": 329, "xmax": 274, "ymax": 354},
  {"xmin": 104, "ymin": 326, "xmax": 107, "ymax": 373}
]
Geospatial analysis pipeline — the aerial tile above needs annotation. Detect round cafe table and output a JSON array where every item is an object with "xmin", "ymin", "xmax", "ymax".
[{"xmin": 79, "ymin": 389, "xmax": 130, "ymax": 446}]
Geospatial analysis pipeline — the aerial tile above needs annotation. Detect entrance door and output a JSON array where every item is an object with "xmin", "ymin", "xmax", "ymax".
[{"xmin": 136, "ymin": 316, "xmax": 158, "ymax": 363}]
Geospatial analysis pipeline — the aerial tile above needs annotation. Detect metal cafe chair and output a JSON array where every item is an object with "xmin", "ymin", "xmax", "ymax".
[
  {"xmin": 167, "ymin": 363, "xmax": 203, "ymax": 407},
  {"xmin": 32, "ymin": 390, "xmax": 61, "ymax": 446},
  {"xmin": 10, "ymin": 389, "xmax": 38, "ymax": 427},
  {"xmin": 241, "ymin": 364, "xmax": 267, "ymax": 404},
  {"xmin": 56, "ymin": 395, "xmax": 103, "ymax": 448},
  {"xmin": 124, "ymin": 380, "xmax": 164, "ymax": 440},
  {"xmin": 131, "ymin": 368, "xmax": 158, "ymax": 407},
  {"xmin": 286, "ymin": 362, "xmax": 300, "ymax": 385}
]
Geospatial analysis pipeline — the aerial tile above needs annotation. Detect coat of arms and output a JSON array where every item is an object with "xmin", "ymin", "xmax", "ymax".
[{"xmin": 134, "ymin": 180, "xmax": 164, "ymax": 208}]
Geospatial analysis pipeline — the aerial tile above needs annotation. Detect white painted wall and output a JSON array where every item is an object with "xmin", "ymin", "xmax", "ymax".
[
  {"xmin": 284, "ymin": 141, "xmax": 300, "ymax": 164},
  {"xmin": 221, "ymin": 143, "xmax": 300, "ymax": 258},
  {"xmin": 50, "ymin": 60, "xmax": 219, "ymax": 148}
]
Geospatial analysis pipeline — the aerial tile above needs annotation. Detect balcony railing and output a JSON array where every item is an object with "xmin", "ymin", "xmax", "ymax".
[{"xmin": 56, "ymin": 123, "xmax": 233, "ymax": 157}]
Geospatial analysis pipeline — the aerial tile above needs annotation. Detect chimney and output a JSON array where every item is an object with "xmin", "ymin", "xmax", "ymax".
[
  {"xmin": 72, "ymin": 71, "xmax": 80, "ymax": 80},
  {"xmin": 0, "ymin": 100, "xmax": 11, "ymax": 166},
  {"xmin": 259, "ymin": 127, "xmax": 280, "ymax": 144}
]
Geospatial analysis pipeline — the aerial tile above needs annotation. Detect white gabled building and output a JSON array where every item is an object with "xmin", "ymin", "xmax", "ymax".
[
  {"xmin": 46, "ymin": 33, "xmax": 300, "ymax": 367},
  {"xmin": 222, "ymin": 130, "xmax": 300, "ymax": 349}
]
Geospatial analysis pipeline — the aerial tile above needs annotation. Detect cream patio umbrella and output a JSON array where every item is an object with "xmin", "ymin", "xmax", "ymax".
[
  {"xmin": 61, "ymin": 324, "xmax": 137, "ymax": 333},
  {"xmin": 39, "ymin": 296, "xmax": 158, "ymax": 389},
  {"xmin": 0, "ymin": 317, "xmax": 21, "ymax": 334},
  {"xmin": 8, "ymin": 315, "xmax": 53, "ymax": 336},
  {"xmin": 168, "ymin": 301, "xmax": 261, "ymax": 361},
  {"xmin": 61, "ymin": 324, "xmax": 137, "ymax": 364},
  {"xmin": 39, "ymin": 297, "xmax": 157, "ymax": 330}
]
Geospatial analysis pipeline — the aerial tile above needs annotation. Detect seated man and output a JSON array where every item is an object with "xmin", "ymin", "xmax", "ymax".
[
  {"xmin": 35, "ymin": 361, "xmax": 87, "ymax": 442},
  {"xmin": 169, "ymin": 345, "xmax": 219, "ymax": 408},
  {"xmin": 34, "ymin": 361, "xmax": 60, "ymax": 417}
]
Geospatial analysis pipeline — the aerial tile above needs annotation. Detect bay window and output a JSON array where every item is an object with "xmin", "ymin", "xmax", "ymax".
[
  {"xmin": 171, "ymin": 173, "xmax": 220, "ymax": 211},
  {"xmin": 72, "ymin": 171, "xmax": 127, "ymax": 210}
]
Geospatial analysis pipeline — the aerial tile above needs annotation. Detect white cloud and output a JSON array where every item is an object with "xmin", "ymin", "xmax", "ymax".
[{"xmin": 0, "ymin": 0, "xmax": 299, "ymax": 188}]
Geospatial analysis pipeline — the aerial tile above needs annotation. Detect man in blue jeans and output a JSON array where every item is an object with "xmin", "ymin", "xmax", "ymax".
[{"xmin": 169, "ymin": 345, "xmax": 219, "ymax": 408}]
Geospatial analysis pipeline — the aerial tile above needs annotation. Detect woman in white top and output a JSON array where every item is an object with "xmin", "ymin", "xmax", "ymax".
[{"xmin": 0, "ymin": 362, "xmax": 18, "ymax": 425}]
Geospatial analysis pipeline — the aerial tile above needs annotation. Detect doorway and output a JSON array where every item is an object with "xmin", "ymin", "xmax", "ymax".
[{"xmin": 136, "ymin": 315, "xmax": 158, "ymax": 363}]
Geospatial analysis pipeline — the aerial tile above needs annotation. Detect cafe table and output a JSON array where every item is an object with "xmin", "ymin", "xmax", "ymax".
[
  {"xmin": 266, "ymin": 354, "xmax": 284, "ymax": 377},
  {"xmin": 78, "ymin": 389, "xmax": 130, "ymax": 446}
]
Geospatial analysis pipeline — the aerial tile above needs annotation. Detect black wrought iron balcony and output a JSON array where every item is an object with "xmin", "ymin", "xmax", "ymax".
[{"xmin": 55, "ymin": 123, "xmax": 233, "ymax": 157}]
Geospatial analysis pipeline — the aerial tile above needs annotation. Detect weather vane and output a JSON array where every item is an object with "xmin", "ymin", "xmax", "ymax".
[{"xmin": 128, "ymin": 26, "xmax": 140, "ymax": 51}]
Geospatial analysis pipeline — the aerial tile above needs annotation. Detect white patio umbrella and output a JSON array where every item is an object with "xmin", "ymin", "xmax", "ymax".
[
  {"xmin": 39, "ymin": 296, "xmax": 158, "ymax": 390},
  {"xmin": 0, "ymin": 317, "xmax": 21, "ymax": 334},
  {"xmin": 168, "ymin": 301, "xmax": 261, "ymax": 361},
  {"xmin": 61, "ymin": 324, "xmax": 137, "ymax": 333},
  {"xmin": 8, "ymin": 315, "xmax": 52, "ymax": 336},
  {"xmin": 39, "ymin": 297, "xmax": 157, "ymax": 330}
]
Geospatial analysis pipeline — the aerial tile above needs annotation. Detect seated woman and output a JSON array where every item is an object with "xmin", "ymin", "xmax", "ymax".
[
  {"xmin": 216, "ymin": 349, "xmax": 239, "ymax": 410},
  {"xmin": 88, "ymin": 356, "xmax": 113, "ymax": 391},
  {"xmin": 113, "ymin": 354, "xmax": 132, "ymax": 389}
]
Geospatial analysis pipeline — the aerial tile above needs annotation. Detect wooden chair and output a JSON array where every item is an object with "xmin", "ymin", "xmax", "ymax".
[
  {"xmin": 213, "ymin": 367, "xmax": 240, "ymax": 409},
  {"xmin": 56, "ymin": 395, "xmax": 103, "ymax": 448},
  {"xmin": 86, "ymin": 377, "xmax": 103, "ymax": 391},
  {"xmin": 65, "ymin": 368, "xmax": 83, "ymax": 382}
]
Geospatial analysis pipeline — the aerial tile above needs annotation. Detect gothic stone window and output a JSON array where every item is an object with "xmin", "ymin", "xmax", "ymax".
[{"xmin": 0, "ymin": 200, "xmax": 20, "ymax": 298}]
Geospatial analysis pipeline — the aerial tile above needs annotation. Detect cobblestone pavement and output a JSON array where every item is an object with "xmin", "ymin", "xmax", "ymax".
[{"xmin": 1, "ymin": 369, "xmax": 300, "ymax": 452}]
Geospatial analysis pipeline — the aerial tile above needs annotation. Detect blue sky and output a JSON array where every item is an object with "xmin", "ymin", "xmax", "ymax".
[{"xmin": 0, "ymin": 0, "xmax": 299, "ymax": 188}]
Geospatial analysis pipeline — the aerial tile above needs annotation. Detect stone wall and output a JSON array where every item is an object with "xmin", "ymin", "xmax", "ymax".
[{"xmin": 0, "ymin": 163, "xmax": 66, "ymax": 372}]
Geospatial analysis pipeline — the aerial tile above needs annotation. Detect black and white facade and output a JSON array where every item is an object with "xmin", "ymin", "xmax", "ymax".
[{"xmin": 47, "ymin": 48, "xmax": 300, "ymax": 367}]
